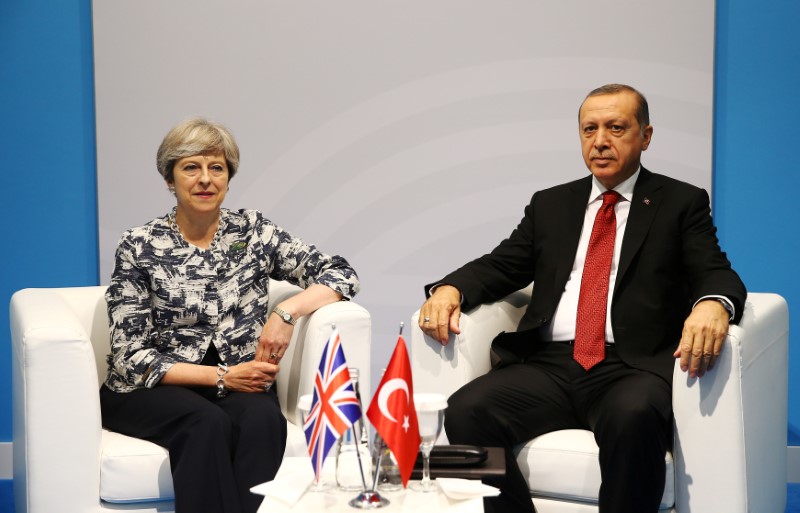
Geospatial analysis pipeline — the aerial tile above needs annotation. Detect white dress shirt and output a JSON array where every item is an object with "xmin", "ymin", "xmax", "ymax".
[{"xmin": 540, "ymin": 170, "xmax": 639, "ymax": 342}]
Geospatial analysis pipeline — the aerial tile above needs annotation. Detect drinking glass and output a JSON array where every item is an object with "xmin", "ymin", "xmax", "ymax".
[
  {"xmin": 409, "ymin": 393, "xmax": 447, "ymax": 492},
  {"xmin": 298, "ymin": 394, "xmax": 331, "ymax": 492}
]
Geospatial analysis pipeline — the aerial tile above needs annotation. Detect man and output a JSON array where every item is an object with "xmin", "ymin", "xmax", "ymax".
[{"xmin": 418, "ymin": 84, "xmax": 746, "ymax": 513}]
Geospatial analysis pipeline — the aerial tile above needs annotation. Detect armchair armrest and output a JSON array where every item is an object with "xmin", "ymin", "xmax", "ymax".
[
  {"xmin": 410, "ymin": 285, "xmax": 531, "ymax": 399},
  {"xmin": 279, "ymin": 298, "xmax": 371, "ymax": 426},
  {"xmin": 11, "ymin": 288, "xmax": 103, "ymax": 513},
  {"xmin": 672, "ymin": 292, "xmax": 789, "ymax": 513}
]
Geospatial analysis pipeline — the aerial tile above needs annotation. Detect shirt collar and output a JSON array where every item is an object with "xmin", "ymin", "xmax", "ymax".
[{"xmin": 588, "ymin": 166, "xmax": 640, "ymax": 204}]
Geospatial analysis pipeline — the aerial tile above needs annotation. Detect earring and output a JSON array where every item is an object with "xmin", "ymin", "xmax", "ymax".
[{"xmin": 168, "ymin": 185, "xmax": 176, "ymax": 195}]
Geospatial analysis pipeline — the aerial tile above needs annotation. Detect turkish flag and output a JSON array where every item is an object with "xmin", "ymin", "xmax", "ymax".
[{"xmin": 366, "ymin": 336, "xmax": 421, "ymax": 487}]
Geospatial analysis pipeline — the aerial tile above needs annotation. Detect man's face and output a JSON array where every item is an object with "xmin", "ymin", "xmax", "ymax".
[{"xmin": 579, "ymin": 91, "xmax": 653, "ymax": 189}]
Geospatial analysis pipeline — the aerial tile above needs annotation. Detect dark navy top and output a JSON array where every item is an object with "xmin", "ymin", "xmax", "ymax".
[{"xmin": 105, "ymin": 208, "xmax": 359, "ymax": 392}]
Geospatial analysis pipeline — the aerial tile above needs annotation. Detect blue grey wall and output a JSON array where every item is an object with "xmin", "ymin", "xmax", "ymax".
[
  {"xmin": 1, "ymin": 0, "xmax": 98, "ymax": 442},
  {"xmin": 713, "ymin": 0, "xmax": 800, "ymax": 442},
  {"xmin": 1, "ymin": 0, "xmax": 797, "ymax": 446}
]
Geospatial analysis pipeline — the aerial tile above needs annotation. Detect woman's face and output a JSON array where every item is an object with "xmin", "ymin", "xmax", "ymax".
[{"xmin": 169, "ymin": 151, "xmax": 229, "ymax": 219}]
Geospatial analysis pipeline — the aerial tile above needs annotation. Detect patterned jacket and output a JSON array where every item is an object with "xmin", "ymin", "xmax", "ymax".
[{"xmin": 105, "ymin": 208, "xmax": 360, "ymax": 392}]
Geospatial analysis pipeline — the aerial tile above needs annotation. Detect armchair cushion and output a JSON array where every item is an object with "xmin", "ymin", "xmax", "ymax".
[
  {"xmin": 518, "ymin": 429, "xmax": 674, "ymax": 508},
  {"xmin": 98, "ymin": 425, "xmax": 308, "ymax": 503},
  {"xmin": 99, "ymin": 430, "xmax": 172, "ymax": 503}
]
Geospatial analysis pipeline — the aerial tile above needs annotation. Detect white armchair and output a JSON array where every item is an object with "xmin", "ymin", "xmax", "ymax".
[
  {"xmin": 11, "ymin": 280, "xmax": 371, "ymax": 513},
  {"xmin": 411, "ymin": 288, "xmax": 789, "ymax": 513}
]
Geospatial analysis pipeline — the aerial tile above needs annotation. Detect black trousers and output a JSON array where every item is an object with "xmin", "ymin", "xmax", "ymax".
[
  {"xmin": 100, "ymin": 347, "xmax": 287, "ymax": 513},
  {"xmin": 445, "ymin": 342, "xmax": 672, "ymax": 513}
]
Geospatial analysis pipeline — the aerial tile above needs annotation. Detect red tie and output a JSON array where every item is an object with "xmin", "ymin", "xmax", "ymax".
[{"xmin": 574, "ymin": 191, "xmax": 621, "ymax": 371}]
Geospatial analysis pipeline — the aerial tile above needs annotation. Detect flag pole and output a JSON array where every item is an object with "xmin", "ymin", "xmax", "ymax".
[
  {"xmin": 332, "ymin": 322, "xmax": 369, "ymax": 491},
  {"xmin": 371, "ymin": 322, "xmax": 405, "ymax": 492},
  {"xmin": 350, "ymin": 323, "xmax": 406, "ymax": 509},
  {"xmin": 352, "ymin": 423, "xmax": 369, "ymax": 491},
  {"xmin": 368, "ymin": 322, "xmax": 404, "ymax": 493},
  {"xmin": 370, "ymin": 447, "xmax": 383, "ymax": 493}
]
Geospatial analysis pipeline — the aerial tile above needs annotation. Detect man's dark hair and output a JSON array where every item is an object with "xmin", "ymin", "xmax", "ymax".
[{"xmin": 582, "ymin": 84, "xmax": 650, "ymax": 128}]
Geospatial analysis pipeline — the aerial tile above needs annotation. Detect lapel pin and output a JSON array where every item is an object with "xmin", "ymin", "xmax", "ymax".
[{"xmin": 643, "ymin": 197, "xmax": 651, "ymax": 206}]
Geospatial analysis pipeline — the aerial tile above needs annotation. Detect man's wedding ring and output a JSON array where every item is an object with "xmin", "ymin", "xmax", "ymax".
[{"xmin": 423, "ymin": 317, "xmax": 431, "ymax": 323}]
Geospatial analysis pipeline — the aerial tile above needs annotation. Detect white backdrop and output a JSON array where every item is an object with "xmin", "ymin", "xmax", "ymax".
[{"xmin": 93, "ymin": 0, "xmax": 715, "ymax": 391}]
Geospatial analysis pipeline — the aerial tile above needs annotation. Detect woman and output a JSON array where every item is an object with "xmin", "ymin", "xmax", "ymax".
[{"xmin": 100, "ymin": 118, "xmax": 359, "ymax": 513}]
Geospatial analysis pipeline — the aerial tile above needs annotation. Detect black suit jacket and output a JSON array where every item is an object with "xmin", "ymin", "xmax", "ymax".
[{"xmin": 429, "ymin": 168, "xmax": 746, "ymax": 383}]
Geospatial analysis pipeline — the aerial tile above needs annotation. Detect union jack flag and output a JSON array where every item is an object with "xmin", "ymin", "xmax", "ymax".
[{"xmin": 303, "ymin": 328, "xmax": 362, "ymax": 482}]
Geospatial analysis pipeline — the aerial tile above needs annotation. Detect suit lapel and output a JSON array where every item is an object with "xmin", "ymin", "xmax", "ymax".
[
  {"xmin": 554, "ymin": 177, "xmax": 592, "ymax": 291},
  {"xmin": 617, "ymin": 168, "xmax": 663, "ymax": 284}
]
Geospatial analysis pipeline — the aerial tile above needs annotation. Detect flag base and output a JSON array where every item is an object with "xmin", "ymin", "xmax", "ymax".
[{"xmin": 348, "ymin": 490, "xmax": 390, "ymax": 509}]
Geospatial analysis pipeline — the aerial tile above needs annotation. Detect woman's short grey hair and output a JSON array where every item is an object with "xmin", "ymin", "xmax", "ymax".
[{"xmin": 156, "ymin": 117, "xmax": 240, "ymax": 182}]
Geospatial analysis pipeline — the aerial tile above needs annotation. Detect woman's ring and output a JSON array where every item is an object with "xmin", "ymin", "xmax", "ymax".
[
  {"xmin": 269, "ymin": 352, "xmax": 278, "ymax": 360},
  {"xmin": 264, "ymin": 382, "xmax": 272, "ymax": 392},
  {"xmin": 423, "ymin": 317, "xmax": 431, "ymax": 323}
]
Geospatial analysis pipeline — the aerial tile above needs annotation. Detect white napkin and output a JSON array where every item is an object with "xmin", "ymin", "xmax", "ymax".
[
  {"xmin": 250, "ymin": 457, "xmax": 314, "ymax": 507},
  {"xmin": 436, "ymin": 478, "xmax": 501, "ymax": 500}
]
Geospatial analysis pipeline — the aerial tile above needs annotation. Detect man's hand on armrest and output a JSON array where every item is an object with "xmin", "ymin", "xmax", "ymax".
[
  {"xmin": 673, "ymin": 299, "xmax": 731, "ymax": 379},
  {"xmin": 419, "ymin": 285, "xmax": 462, "ymax": 345}
]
